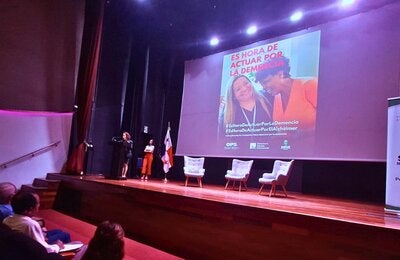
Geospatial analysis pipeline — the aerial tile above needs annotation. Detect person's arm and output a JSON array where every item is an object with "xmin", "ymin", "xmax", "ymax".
[
  {"xmin": 144, "ymin": 145, "xmax": 154, "ymax": 153},
  {"xmin": 304, "ymin": 79, "xmax": 318, "ymax": 108},
  {"xmin": 32, "ymin": 216, "xmax": 45, "ymax": 228},
  {"xmin": 128, "ymin": 140, "xmax": 134, "ymax": 150},
  {"xmin": 26, "ymin": 219, "xmax": 61, "ymax": 253}
]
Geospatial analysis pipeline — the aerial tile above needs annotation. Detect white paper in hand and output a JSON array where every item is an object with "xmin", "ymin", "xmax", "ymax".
[{"xmin": 59, "ymin": 241, "xmax": 84, "ymax": 252}]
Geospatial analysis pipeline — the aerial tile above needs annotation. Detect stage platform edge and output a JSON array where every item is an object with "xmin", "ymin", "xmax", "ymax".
[{"xmin": 48, "ymin": 173, "xmax": 400, "ymax": 259}]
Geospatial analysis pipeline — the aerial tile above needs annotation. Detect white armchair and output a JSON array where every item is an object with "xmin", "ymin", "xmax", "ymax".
[
  {"xmin": 183, "ymin": 156, "xmax": 205, "ymax": 187},
  {"xmin": 258, "ymin": 160, "xmax": 294, "ymax": 197},
  {"xmin": 224, "ymin": 159, "xmax": 253, "ymax": 192}
]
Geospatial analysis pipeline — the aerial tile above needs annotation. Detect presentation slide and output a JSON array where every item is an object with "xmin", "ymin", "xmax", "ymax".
[
  {"xmin": 218, "ymin": 31, "xmax": 320, "ymax": 156},
  {"xmin": 177, "ymin": 4, "xmax": 400, "ymax": 161}
]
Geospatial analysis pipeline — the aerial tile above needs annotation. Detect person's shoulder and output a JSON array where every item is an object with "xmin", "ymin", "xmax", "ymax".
[
  {"xmin": 293, "ymin": 78, "xmax": 317, "ymax": 92},
  {"xmin": 305, "ymin": 78, "xmax": 317, "ymax": 86},
  {"xmin": 0, "ymin": 204, "xmax": 13, "ymax": 216},
  {"xmin": 295, "ymin": 78, "xmax": 317, "ymax": 86},
  {"xmin": 2, "ymin": 213, "xmax": 20, "ymax": 222},
  {"xmin": 12, "ymin": 214, "xmax": 39, "ymax": 226},
  {"xmin": 303, "ymin": 79, "xmax": 317, "ymax": 93}
]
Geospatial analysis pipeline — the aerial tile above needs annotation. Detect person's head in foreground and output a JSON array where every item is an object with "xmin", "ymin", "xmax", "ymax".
[
  {"xmin": 11, "ymin": 190, "xmax": 39, "ymax": 217},
  {"xmin": 0, "ymin": 182, "xmax": 17, "ymax": 204},
  {"xmin": 83, "ymin": 221, "xmax": 125, "ymax": 260}
]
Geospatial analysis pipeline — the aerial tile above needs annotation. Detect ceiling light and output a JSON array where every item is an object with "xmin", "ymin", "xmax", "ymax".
[
  {"xmin": 210, "ymin": 37, "xmax": 219, "ymax": 46},
  {"xmin": 290, "ymin": 11, "xmax": 303, "ymax": 22},
  {"xmin": 246, "ymin": 25, "xmax": 257, "ymax": 35},
  {"xmin": 340, "ymin": 0, "xmax": 356, "ymax": 8}
]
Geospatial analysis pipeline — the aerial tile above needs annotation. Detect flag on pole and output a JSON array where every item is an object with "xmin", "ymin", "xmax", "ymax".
[{"xmin": 161, "ymin": 127, "xmax": 173, "ymax": 173}]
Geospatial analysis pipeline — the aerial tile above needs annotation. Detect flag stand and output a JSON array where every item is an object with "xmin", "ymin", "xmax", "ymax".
[{"xmin": 161, "ymin": 122, "xmax": 173, "ymax": 184}]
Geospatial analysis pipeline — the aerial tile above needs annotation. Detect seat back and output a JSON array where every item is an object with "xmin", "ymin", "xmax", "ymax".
[
  {"xmin": 274, "ymin": 160, "xmax": 294, "ymax": 185},
  {"xmin": 231, "ymin": 159, "xmax": 253, "ymax": 179},
  {"xmin": 184, "ymin": 156, "xmax": 205, "ymax": 173}
]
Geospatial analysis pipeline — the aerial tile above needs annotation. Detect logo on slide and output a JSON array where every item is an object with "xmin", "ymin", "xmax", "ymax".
[
  {"xmin": 225, "ymin": 142, "xmax": 239, "ymax": 150},
  {"xmin": 250, "ymin": 143, "xmax": 269, "ymax": 150},
  {"xmin": 280, "ymin": 140, "xmax": 291, "ymax": 151}
]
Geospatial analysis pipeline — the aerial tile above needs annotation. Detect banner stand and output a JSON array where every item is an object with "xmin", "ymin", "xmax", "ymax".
[{"xmin": 385, "ymin": 97, "xmax": 400, "ymax": 215}]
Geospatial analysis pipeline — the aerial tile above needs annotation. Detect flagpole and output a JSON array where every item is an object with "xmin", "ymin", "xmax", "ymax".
[{"xmin": 163, "ymin": 122, "xmax": 171, "ymax": 183}]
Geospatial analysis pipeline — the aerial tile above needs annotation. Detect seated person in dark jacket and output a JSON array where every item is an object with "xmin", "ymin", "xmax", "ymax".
[{"xmin": 0, "ymin": 223, "xmax": 63, "ymax": 260}]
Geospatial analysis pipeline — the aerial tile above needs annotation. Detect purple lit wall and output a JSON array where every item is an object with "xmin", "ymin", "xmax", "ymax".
[{"xmin": 0, "ymin": 110, "xmax": 72, "ymax": 188}]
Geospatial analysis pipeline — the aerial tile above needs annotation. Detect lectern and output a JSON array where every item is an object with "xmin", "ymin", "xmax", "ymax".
[{"xmin": 108, "ymin": 137, "xmax": 125, "ymax": 180}]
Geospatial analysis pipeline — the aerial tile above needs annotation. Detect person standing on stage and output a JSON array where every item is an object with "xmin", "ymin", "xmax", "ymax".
[
  {"xmin": 121, "ymin": 132, "xmax": 133, "ymax": 179},
  {"xmin": 141, "ymin": 139, "xmax": 154, "ymax": 181}
]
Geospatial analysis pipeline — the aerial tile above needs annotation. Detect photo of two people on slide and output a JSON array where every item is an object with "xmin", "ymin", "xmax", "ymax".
[{"xmin": 218, "ymin": 56, "xmax": 318, "ymax": 153}]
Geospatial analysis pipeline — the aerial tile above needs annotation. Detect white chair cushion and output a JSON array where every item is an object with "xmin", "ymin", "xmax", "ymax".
[
  {"xmin": 259, "ymin": 176, "xmax": 276, "ymax": 183},
  {"xmin": 185, "ymin": 172, "xmax": 204, "ymax": 177},
  {"xmin": 226, "ymin": 159, "xmax": 253, "ymax": 179},
  {"xmin": 184, "ymin": 156, "xmax": 205, "ymax": 174},
  {"xmin": 258, "ymin": 160, "xmax": 294, "ymax": 185}
]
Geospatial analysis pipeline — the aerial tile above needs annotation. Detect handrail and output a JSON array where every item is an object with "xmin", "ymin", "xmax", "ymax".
[{"xmin": 0, "ymin": 141, "xmax": 61, "ymax": 169}]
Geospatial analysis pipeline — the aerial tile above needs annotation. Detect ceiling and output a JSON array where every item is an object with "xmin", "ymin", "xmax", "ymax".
[{"xmin": 124, "ymin": 0, "xmax": 398, "ymax": 58}]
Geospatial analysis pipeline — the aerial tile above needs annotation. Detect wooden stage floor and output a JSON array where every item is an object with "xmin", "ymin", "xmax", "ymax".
[
  {"xmin": 49, "ymin": 173, "xmax": 400, "ymax": 259},
  {"xmin": 68, "ymin": 174, "xmax": 400, "ymax": 230}
]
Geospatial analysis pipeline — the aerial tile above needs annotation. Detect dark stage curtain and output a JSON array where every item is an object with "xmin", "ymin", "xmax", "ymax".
[{"xmin": 66, "ymin": 0, "xmax": 105, "ymax": 174}]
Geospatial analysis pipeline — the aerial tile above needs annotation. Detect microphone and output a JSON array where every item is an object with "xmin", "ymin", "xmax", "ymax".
[{"xmin": 112, "ymin": 136, "xmax": 121, "ymax": 142}]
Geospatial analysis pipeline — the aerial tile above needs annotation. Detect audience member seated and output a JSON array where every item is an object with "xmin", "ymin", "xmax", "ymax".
[
  {"xmin": 0, "ymin": 223, "xmax": 63, "ymax": 260},
  {"xmin": 74, "ymin": 220, "xmax": 125, "ymax": 260},
  {"xmin": 31, "ymin": 193, "xmax": 71, "ymax": 244},
  {"xmin": 0, "ymin": 182, "xmax": 71, "ymax": 244},
  {"xmin": 3, "ymin": 190, "xmax": 65, "ymax": 253},
  {"xmin": 0, "ymin": 182, "xmax": 17, "ymax": 222}
]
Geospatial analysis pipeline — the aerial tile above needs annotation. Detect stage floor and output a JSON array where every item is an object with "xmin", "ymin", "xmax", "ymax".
[
  {"xmin": 60, "ymin": 174, "xmax": 400, "ymax": 231},
  {"xmin": 49, "ymin": 173, "xmax": 400, "ymax": 258}
]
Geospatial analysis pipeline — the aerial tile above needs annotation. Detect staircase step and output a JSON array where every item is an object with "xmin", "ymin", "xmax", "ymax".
[
  {"xmin": 20, "ymin": 184, "xmax": 57, "ymax": 209},
  {"xmin": 21, "ymin": 184, "xmax": 49, "ymax": 192},
  {"xmin": 33, "ymin": 178, "xmax": 61, "ymax": 190}
]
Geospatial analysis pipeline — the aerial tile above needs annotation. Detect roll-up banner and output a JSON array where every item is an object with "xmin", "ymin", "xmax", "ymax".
[{"xmin": 385, "ymin": 97, "xmax": 400, "ymax": 214}]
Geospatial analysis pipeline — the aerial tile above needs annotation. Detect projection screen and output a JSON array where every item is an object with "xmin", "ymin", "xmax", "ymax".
[{"xmin": 177, "ymin": 3, "xmax": 400, "ymax": 161}]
